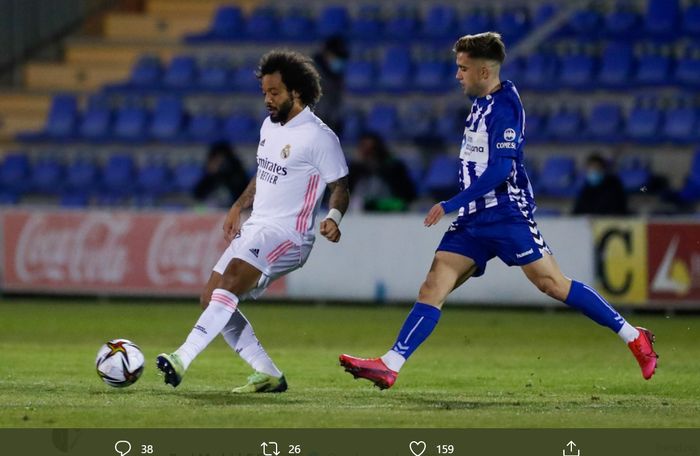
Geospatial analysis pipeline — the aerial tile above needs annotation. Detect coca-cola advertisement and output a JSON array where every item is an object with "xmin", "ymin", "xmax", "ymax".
[{"xmin": 1, "ymin": 209, "xmax": 287, "ymax": 297}]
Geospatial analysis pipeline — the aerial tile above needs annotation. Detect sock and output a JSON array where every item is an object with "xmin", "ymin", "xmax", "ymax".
[
  {"xmin": 565, "ymin": 280, "xmax": 626, "ymax": 333},
  {"xmin": 617, "ymin": 321, "xmax": 640, "ymax": 343},
  {"xmin": 221, "ymin": 309, "xmax": 283, "ymax": 378},
  {"xmin": 175, "ymin": 289, "xmax": 238, "ymax": 370},
  {"xmin": 381, "ymin": 302, "xmax": 441, "ymax": 372}
]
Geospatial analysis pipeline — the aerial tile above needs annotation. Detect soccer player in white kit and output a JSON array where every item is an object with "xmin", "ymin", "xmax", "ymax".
[{"xmin": 157, "ymin": 50, "xmax": 350, "ymax": 392}]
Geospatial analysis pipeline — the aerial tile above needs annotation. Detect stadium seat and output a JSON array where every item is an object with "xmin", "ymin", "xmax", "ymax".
[
  {"xmin": 421, "ymin": 4, "xmax": 458, "ymax": 41},
  {"xmin": 436, "ymin": 104, "xmax": 469, "ymax": 144},
  {"xmin": 339, "ymin": 108, "xmax": 364, "ymax": 143},
  {"xmin": 662, "ymin": 105, "xmax": 698, "ymax": 143},
  {"xmin": 65, "ymin": 159, "xmax": 99, "ymax": 193},
  {"xmin": 137, "ymin": 161, "xmax": 171, "ymax": 197},
  {"xmin": 172, "ymin": 161, "xmax": 203, "ymax": 193},
  {"xmin": 30, "ymin": 157, "xmax": 64, "ymax": 194},
  {"xmin": 495, "ymin": 7, "xmax": 530, "ymax": 45},
  {"xmin": 350, "ymin": 5, "xmax": 383, "ymax": 40},
  {"xmin": 683, "ymin": 3, "xmax": 700, "ymax": 37},
  {"xmin": 544, "ymin": 107, "xmax": 582, "ymax": 140},
  {"xmin": 163, "ymin": 55, "xmax": 197, "ymax": 90},
  {"xmin": 18, "ymin": 94, "xmax": 78, "ymax": 141},
  {"xmin": 316, "ymin": 5, "xmax": 349, "ymax": 38},
  {"xmin": 245, "ymin": 7, "xmax": 278, "ymax": 41},
  {"xmin": 459, "ymin": 9, "xmax": 493, "ymax": 35},
  {"xmin": 678, "ymin": 149, "xmax": 700, "ymax": 202},
  {"xmin": 231, "ymin": 61, "xmax": 259, "ymax": 93},
  {"xmin": 377, "ymin": 46, "xmax": 412, "ymax": 92},
  {"xmin": 532, "ymin": 3, "xmax": 557, "ymax": 29},
  {"xmin": 634, "ymin": 49, "xmax": 672, "ymax": 86},
  {"xmin": 102, "ymin": 154, "xmax": 136, "ymax": 196},
  {"xmin": 604, "ymin": 2, "xmax": 640, "ymax": 40},
  {"xmin": 618, "ymin": 163, "xmax": 651, "ymax": 192},
  {"xmin": 521, "ymin": 52, "xmax": 558, "ymax": 90},
  {"xmin": 222, "ymin": 111, "xmax": 258, "ymax": 144},
  {"xmin": 365, "ymin": 104, "xmax": 400, "ymax": 140},
  {"xmin": 626, "ymin": 102, "xmax": 662, "ymax": 143},
  {"xmin": 414, "ymin": 59, "xmax": 447, "ymax": 93},
  {"xmin": 185, "ymin": 112, "xmax": 221, "ymax": 142},
  {"xmin": 60, "ymin": 191, "xmax": 90, "ymax": 207},
  {"xmin": 0, "ymin": 153, "xmax": 31, "ymax": 194},
  {"xmin": 558, "ymin": 51, "xmax": 595, "ymax": 88},
  {"xmin": 675, "ymin": 43, "xmax": 700, "ymax": 88},
  {"xmin": 112, "ymin": 104, "xmax": 148, "ymax": 142},
  {"xmin": 79, "ymin": 96, "xmax": 112, "ymax": 141},
  {"xmin": 644, "ymin": 0, "xmax": 679, "ymax": 40},
  {"xmin": 598, "ymin": 43, "xmax": 634, "ymax": 87},
  {"xmin": 587, "ymin": 103, "xmax": 623, "ymax": 142},
  {"xmin": 186, "ymin": 5, "xmax": 245, "ymax": 42},
  {"xmin": 537, "ymin": 156, "xmax": 578, "ymax": 197},
  {"xmin": 345, "ymin": 59, "xmax": 375, "ymax": 94},
  {"xmin": 198, "ymin": 55, "xmax": 231, "ymax": 91},
  {"xmin": 384, "ymin": 6, "xmax": 419, "ymax": 41},
  {"xmin": 399, "ymin": 103, "xmax": 435, "ymax": 142},
  {"xmin": 524, "ymin": 109, "xmax": 547, "ymax": 142},
  {"xmin": 279, "ymin": 8, "xmax": 315, "ymax": 41},
  {"xmin": 566, "ymin": 7, "xmax": 602, "ymax": 40},
  {"xmin": 123, "ymin": 55, "xmax": 163, "ymax": 90},
  {"xmin": 149, "ymin": 97, "xmax": 183, "ymax": 141},
  {"xmin": 423, "ymin": 155, "xmax": 459, "ymax": 200},
  {"xmin": 0, "ymin": 191, "xmax": 19, "ymax": 205}
]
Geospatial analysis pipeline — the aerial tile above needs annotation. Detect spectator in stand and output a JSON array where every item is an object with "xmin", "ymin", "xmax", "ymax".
[
  {"xmin": 573, "ymin": 153, "xmax": 628, "ymax": 215},
  {"xmin": 313, "ymin": 35, "xmax": 349, "ymax": 135},
  {"xmin": 193, "ymin": 141, "xmax": 249, "ymax": 207},
  {"xmin": 348, "ymin": 131, "xmax": 417, "ymax": 212}
]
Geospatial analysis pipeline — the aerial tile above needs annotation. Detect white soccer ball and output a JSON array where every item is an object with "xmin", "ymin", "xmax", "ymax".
[{"xmin": 95, "ymin": 339, "xmax": 145, "ymax": 387}]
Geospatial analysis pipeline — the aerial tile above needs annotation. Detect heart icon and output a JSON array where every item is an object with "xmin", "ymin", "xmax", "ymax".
[{"xmin": 409, "ymin": 440, "xmax": 426, "ymax": 456}]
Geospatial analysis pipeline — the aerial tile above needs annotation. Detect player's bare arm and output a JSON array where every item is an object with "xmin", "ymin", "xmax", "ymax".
[
  {"xmin": 224, "ymin": 177, "xmax": 256, "ymax": 243},
  {"xmin": 424, "ymin": 203, "xmax": 446, "ymax": 227},
  {"xmin": 320, "ymin": 176, "xmax": 349, "ymax": 243}
]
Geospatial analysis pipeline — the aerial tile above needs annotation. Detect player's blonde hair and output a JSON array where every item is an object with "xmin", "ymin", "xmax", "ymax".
[{"xmin": 453, "ymin": 32, "xmax": 506, "ymax": 64}]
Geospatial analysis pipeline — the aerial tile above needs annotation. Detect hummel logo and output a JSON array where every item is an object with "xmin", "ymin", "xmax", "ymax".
[
  {"xmin": 516, "ymin": 248, "xmax": 534, "ymax": 259},
  {"xmin": 249, "ymin": 248, "xmax": 260, "ymax": 257},
  {"xmin": 259, "ymin": 139, "xmax": 266, "ymax": 146}
]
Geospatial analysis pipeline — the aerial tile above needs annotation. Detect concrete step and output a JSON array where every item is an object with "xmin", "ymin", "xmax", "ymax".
[
  {"xmin": 104, "ymin": 12, "xmax": 209, "ymax": 42},
  {"xmin": 25, "ymin": 62, "xmax": 130, "ymax": 91}
]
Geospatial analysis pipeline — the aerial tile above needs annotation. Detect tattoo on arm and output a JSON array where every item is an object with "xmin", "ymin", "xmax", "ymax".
[
  {"xmin": 233, "ymin": 178, "xmax": 256, "ymax": 210},
  {"xmin": 327, "ymin": 176, "xmax": 350, "ymax": 215}
]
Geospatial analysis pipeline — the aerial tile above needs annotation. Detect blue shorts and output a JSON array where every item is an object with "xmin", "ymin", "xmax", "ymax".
[{"xmin": 436, "ymin": 208, "xmax": 551, "ymax": 277}]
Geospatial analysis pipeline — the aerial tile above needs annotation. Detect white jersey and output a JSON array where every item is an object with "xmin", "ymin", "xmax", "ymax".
[{"xmin": 248, "ymin": 106, "xmax": 349, "ymax": 243}]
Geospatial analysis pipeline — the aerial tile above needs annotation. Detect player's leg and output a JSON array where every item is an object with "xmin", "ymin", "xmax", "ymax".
[
  {"xmin": 156, "ymin": 258, "xmax": 262, "ymax": 387},
  {"xmin": 340, "ymin": 251, "xmax": 476, "ymax": 389},
  {"xmin": 521, "ymin": 253, "xmax": 658, "ymax": 379}
]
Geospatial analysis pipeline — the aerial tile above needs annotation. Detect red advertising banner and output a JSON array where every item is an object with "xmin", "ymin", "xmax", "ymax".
[
  {"xmin": 1, "ymin": 210, "xmax": 286, "ymax": 297},
  {"xmin": 647, "ymin": 223, "xmax": 700, "ymax": 304}
]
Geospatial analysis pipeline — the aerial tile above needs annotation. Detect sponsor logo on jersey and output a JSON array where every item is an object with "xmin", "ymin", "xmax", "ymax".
[
  {"xmin": 256, "ymin": 157, "xmax": 288, "ymax": 176},
  {"xmin": 497, "ymin": 142, "xmax": 517, "ymax": 149},
  {"xmin": 194, "ymin": 325, "xmax": 208, "ymax": 334},
  {"xmin": 259, "ymin": 139, "xmax": 266, "ymax": 146},
  {"xmin": 516, "ymin": 248, "xmax": 534, "ymax": 258},
  {"xmin": 281, "ymin": 144, "xmax": 291, "ymax": 159},
  {"xmin": 249, "ymin": 248, "xmax": 260, "ymax": 258},
  {"xmin": 504, "ymin": 128, "xmax": 516, "ymax": 141}
]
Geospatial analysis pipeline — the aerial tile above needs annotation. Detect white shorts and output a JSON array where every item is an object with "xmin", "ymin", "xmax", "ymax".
[{"xmin": 213, "ymin": 222, "xmax": 313, "ymax": 299}]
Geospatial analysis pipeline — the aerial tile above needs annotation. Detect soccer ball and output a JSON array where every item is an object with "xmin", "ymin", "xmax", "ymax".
[{"xmin": 95, "ymin": 339, "xmax": 145, "ymax": 387}]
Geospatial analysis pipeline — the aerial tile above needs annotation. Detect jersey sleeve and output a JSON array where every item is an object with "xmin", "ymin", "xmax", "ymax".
[
  {"xmin": 312, "ymin": 130, "xmax": 349, "ymax": 183},
  {"xmin": 488, "ymin": 102, "xmax": 522, "ymax": 160}
]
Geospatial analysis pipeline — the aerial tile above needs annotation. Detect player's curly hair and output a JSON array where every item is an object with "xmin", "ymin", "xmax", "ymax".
[
  {"xmin": 256, "ymin": 50, "xmax": 322, "ymax": 107},
  {"xmin": 453, "ymin": 32, "xmax": 506, "ymax": 64}
]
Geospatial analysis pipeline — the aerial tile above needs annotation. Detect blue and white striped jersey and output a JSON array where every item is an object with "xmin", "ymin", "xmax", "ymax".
[{"xmin": 457, "ymin": 80, "xmax": 536, "ymax": 218}]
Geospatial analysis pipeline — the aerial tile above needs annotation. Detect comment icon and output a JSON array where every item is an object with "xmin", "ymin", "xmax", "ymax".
[{"xmin": 114, "ymin": 440, "xmax": 132, "ymax": 456}]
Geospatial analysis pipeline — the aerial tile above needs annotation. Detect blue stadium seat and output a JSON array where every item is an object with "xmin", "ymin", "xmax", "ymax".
[
  {"xmin": 384, "ymin": 6, "xmax": 419, "ymax": 41},
  {"xmin": 345, "ymin": 60, "xmax": 375, "ymax": 94},
  {"xmin": 558, "ymin": 51, "xmax": 595, "ymax": 88},
  {"xmin": 60, "ymin": 192, "xmax": 90, "ymax": 208},
  {"xmin": 186, "ymin": 112, "xmax": 221, "ymax": 142},
  {"xmin": 172, "ymin": 161, "xmax": 203, "ymax": 193},
  {"xmin": 521, "ymin": 52, "xmax": 558, "ymax": 90},
  {"xmin": 279, "ymin": 8, "xmax": 315, "ymax": 41},
  {"xmin": 544, "ymin": 107, "xmax": 582, "ymax": 140},
  {"xmin": 350, "ymin": 5, "xmax": 383, "ymax": 40},
  {"xmin": 19, "ymin": 94, "xmax": 78, "ymax": 141},
  {"xmin": 399, "ymin": 103, "xmax": 434, "ymax": 142},
  {"xmin": 634, "ymin": 49, "xmax": 672, "ymax": 86},
  {"xmin": 423, "ymin": 155, "xmax": 459, "ymax": 200},
  {"xmin": 112, "ymin": 105, "xmax": 148, "ymax": 142},
  {"xmin": 598, "ymin": 43, "xmax": 634, "ymax": 87},
  {"xmin": 102, "ymin": 154, "xmax": 136, "ymax": 196},
  {"xmin": 604, "ymin": 2, "xmax": 640, "ymax": 40},
  {"xmin": 163, "ymin": 55, "xmax": 197, "ymax": 90},
  {"xmin": 587, "ymin": 103, "xmax": 623, "ymax": 142},
  {"xmin": 644, "ymin": 0, "xmax": 679, "ymax": 39},
  {"xmin": 30, "ymin": 157, "xmax": 63, "ymax": 194},
  {"xmin": 0, "ymin": 191, "xmax": 19, "ymax": 205},
  {"xmin": 186, "ymin": 5, "xmax": 245, "ymax": 42},
  {"xmin": 222, "ymin": 111, "xmax": 258, "ymax": 144},
  {"xmin": 675, "ymin": 43, "xmax": 700, "ymax": 88},
  {"xmin": 532, "ymin": 3, "xmax": 557, "ymax": 29},
  {"xmin": 198, "ymin": 55, "xmax": 231, "ymax": 91},
  {"xmin": 524, "ymin": 110, "xmax": 547, "ymax": 142},
  {"xmin": 501, "ymin": 57, "xmax": 524, "ymax": 83},
  {"xmin": 495, "ymin": 7, "xmax": 530, "ymax": 44},
  {"xmin": 683, "ymin": 3, "xmax": 700, "ymax": 37},
  {"xmin": 662, "ymin": 105, "xmax": 698, "ymax": 143},
  {"xmin": 436, "ymin": 104, "xmax": 469, "ymax": 144},
  {"xmin": 566, "ymin": 7, "xmax": 602, "ymax": 39},
  {"xmin": 679, "ymin": 149, "xmax": 700, "ymax": 202},
  {"xmin": 421, "ymin": 5, "xmax": 458, "ymax": 41},
  {"xmin": 618, "ymin": 163, "xmax": 651, "ymax": 192},
  {"xmin": 231, "ymin": 62, "xmax": 259, "ymax": 93},
  {"xmin": 365, "ymin": 104, "xmax": 400, "ymax": 140},
  {"xmin": 137, "ymin": 161, "xmax": 171, "ymax": 197},
  {"xmin": 377, "ymin": 46, "xmax": 412, "ymax": 92},
  {"xmin": 537, "ymin": 156, "xmax": 578, "ymax": 197},
  {"xmin": 0, "ymin": 153, "xmax": 31, "ymax": 194},
  {"xmin": 79, "ymin": 97, "xmax": 112, "ymax": 141},
  {"xmin": 414, "ymin": 60, "xmax": 447, "ymax": 92},
  {"xmin": 459, "ymin": 9, "xmax": 493, "ymax": 35},
  {"xmin": 316, "ymin": 5, "xmax": 349, "ymax": 38},
  {"xmin": 245, "ymin": 7, "xmax": 278, "ymax": 41},
  {"xmin": 340, "ymin": 109, "xmax": 364, "ymax": 143},
  {"xmin": 126, "ymin": 55, "xmax": 162, "ymax": 89},
  {"xmin": 65, "ymin": 159, "xmax": 99, "ymax": 193},
  {"xmin": 626, "ymin": 102, "xmax": 662, "ymax": 143},
  {"xmin": 149, "ymin": 97, "xmax": 183, "ymax": 141}
]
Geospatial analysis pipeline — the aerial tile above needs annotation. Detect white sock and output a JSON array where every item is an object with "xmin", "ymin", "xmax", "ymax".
[
  {"xmin": 380, "ymin": 350, "xmax": 406, "ymax": 372},
  {"xmin": 175, "ymin": 289, "xmax": 238, "ymax": 370},
  {"xmin": 617, "ymin": 322, "xmax": 640, "ymax": 343},
  {"xmin": 221, "ymin": 309, "xmax": 282, "ymax": 378}
]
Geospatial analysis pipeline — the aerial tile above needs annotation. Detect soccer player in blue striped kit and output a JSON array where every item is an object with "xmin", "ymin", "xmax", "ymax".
[{"xmin": 340, "ymin": 32, "xmax": 658, "ymax": 389}]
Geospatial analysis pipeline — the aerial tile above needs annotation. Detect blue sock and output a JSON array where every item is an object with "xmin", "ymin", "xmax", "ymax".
[
  {"xmin": 565, "ymin": 280, "xmax": 625, "ymax": 332},
  {"xmin": 391, "ymin": 302, "xmax": 441, "ymax": 359}
]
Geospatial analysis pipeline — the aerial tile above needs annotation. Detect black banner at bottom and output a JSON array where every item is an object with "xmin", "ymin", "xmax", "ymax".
[{"xmin": 3, "ymin": 429, "xmax": 699, "ymax": 456}]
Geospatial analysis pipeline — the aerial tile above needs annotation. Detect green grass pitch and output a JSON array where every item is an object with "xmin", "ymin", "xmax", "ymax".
[{"xmin": 1, "ymin": 299, "xmax": 699, "ymax": 428}]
